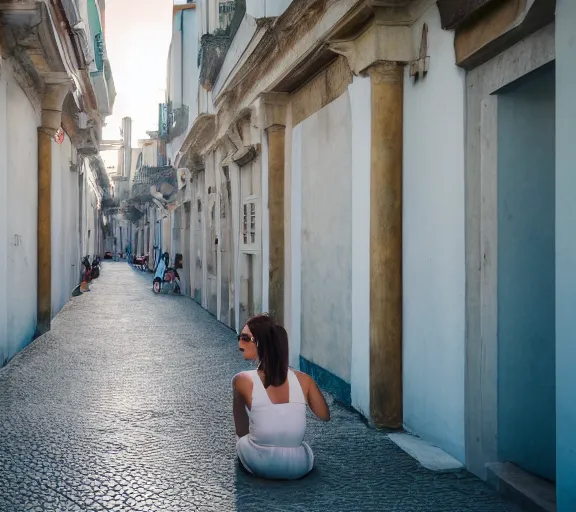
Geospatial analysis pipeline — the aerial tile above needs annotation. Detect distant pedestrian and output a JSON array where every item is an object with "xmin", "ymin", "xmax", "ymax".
[{"xmin": 233, "ymin": 314, "xmax": 330, "ymax": 479}]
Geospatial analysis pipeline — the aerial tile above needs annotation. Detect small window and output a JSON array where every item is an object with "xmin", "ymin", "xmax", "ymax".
[
  {"xmin": 250, "ymin": 203, "xmax": 256, "ymax": 243},
  {"xmin": 242, "ymin": 200, "xmax": 257, "ymax": 245}
]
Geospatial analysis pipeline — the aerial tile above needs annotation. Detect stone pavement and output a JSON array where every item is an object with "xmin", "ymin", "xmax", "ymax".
[{"xmin": 0, "ymin": 263, "xmax": 522, "ymax": 512}]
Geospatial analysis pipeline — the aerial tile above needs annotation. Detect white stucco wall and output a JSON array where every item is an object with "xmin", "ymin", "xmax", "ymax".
[
  {"xmin": 0, "ymin": 59, "xmax": 9, "ymax": 363},
  {"xmin": 167, "ymin": 8, "xmax": 198, "ymax": 162},
  {"xmin": 84, "ymin": 167, "xmax": 101, "ymax": 258},
  {"xmin": 182, "ymin": 9, "xmax": 199, "ymax": 125},
  {"xmin": 349, "ymin": 76, "xmax": 371, "ymax": 417},
  {"xmin": 6, "ymin": 67, "xmax": 40, "ymax": 361},
  {"xmin": 297, "ymin": 92, "xmax": 353, "ymax": 382},
  {"xmin": 402, "ymin": 5, "xmax": 466, "ymax": 462},
  {"xmin": 213, "ymin": 15, "xmax": 257, "ymax": 97},
  {"xmin": 288, "ymin": 108, "xmax": 302, "ymax": 369},
  {"xmin": 246, "ymin": 0, "xmax": 293, "ymax": 18},
  {"xmin": 51, "ymin": 134, "xmax": 81, "ymax": 317}
]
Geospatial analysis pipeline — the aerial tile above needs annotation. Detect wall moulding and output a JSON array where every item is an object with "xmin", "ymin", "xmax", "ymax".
[
  {"xmin": 328, "ymin": 20, "xmax": 413, "ymax": 75},
  {"xmin": 254, "ymin": 92, "xmax": 289, "ymax": 131},
  {"xmin": 290, "ymin": 56, "xmax": 353, "ymax": 127},
  {"xmin": 453, "ymin": 0, "xmax": 555, "ymax": 70},
  {"xmin": 211, "ymin": 0, "xmax": 433, "ymax": 148},
  {"xmin": 41, "ymin": 77, "xmax": 72, "ymax": 134}
]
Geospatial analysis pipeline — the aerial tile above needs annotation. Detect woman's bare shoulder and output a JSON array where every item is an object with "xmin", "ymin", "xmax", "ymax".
[
  {"xmin": 290, "ymin": 368, "xmax": 312, "ymax": 388},
  {"xmin": 232, "ymin": 371, "xmax": 254, "ymax": 389}
]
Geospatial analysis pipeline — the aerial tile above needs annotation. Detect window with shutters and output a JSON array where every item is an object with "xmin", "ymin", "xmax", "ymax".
[{"xmin": 242, "ymin": 198, "xmax": 258, "ymax": 248}]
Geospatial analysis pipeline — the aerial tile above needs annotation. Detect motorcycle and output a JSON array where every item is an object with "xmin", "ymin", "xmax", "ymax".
[
  {"xmin": 152, "ymin": 252, "xmax": 181, "ymax": 294},
  {"xmin": 72, "ymin": 255, "xmax": 99, "ymax": 296},
  {"xmin": 133, "ymin": 254, "xmax": 149, "ymax": 271},
  {"xmin": 91, "ymin": 256, "xmax": 101, "ymax": 280}
]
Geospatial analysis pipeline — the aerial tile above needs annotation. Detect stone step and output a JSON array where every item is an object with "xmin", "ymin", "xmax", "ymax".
[{"xmin": 486, "ymin": 462, "xmax": 556, "ymax": 512}]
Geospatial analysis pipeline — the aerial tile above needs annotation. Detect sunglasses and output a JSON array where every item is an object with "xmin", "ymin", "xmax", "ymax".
[{"xmin": 238, "ymin": 333, "xmax": 255, "ymax": 343}]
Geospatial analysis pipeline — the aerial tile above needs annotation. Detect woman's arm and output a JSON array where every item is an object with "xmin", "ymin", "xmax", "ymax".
[
  {"xmin": 294, "ymin": 371, "xmax": 330, "ymax": 421},
  {"xmin": 306, "ymin": 377, "xmax": 330, "ymax": 421},
  {"xmin": 232, "ymin": 374, "xmax": 250, "ymax": 437}
]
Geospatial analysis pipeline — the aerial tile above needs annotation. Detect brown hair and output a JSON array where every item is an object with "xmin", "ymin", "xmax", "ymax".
[{"xmin": 246, "ymin": 314, "xmax": 289, "ymax": 387}]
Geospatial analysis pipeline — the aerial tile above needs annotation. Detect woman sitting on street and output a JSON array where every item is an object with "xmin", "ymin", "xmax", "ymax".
[{"xmin": 233, "ymin": 314, "xmax": 330, "ymax": 480}]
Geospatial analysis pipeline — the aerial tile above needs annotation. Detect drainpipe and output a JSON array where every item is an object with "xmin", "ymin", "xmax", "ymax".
[{"xmin": 37, "ymin": 79, "xmax": 72, "ymax": 336}]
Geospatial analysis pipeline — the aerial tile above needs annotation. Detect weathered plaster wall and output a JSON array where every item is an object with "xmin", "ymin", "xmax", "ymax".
[
  {"xmin": 246, "ymin": 0, "xmax": 293, "ymax": 19},
  {"xmin": 168, "ymin": 8, "xmax": 198, "ymax": 161},
  {"xmin": 205, "ymin": 153, "xmax": 218, "ymax": 316},
  {"xmin": 182, "ymin": 9, "xmax": 199, "ymax": 123},
  {"xmin": 555, "ymin": 1, "xmax": 576, "ymax": 508},
  {"xmin": 297, "ymin": 91, "xmax": 353, "ymax": 383},
  {"xmin": 4, "ymin": 66, "xmax": 40, "ymax": 363},
  {"xmin": 286, "ymin": 105, "xmax": 301, "ymax": 368},
  {"xmin": 51, "ymin": 134, "xmax": 81, "ymax": 317},
  {"xmin": 349, "ymin": 75, "xmax": 371, "ymax": 418},
  {"xmin": 213, "ymin": 15, "xmax": 258, "ymax": 98},
  {"xmin": 0, "ymin": 59, "xmax": 9, "ymax": 363},
  {"xmin": 402, "ymin": 5, "xmax": 466, "ymax": 462}
]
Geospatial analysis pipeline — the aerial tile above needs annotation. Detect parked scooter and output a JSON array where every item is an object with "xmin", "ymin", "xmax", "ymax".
[
  {"xmin": 72, "ymin": 255, "xmax": 100, "ymax": 296},
  {"xmin": 91, "ymin": 256, "xmax": 101, "ymax": 280},
  {"xmin": 132, "ymin": 254, "xmax": 149, "ymax": 271},
  {"xmin": 152, "ymin": 252, "xmax": 181, "ymax": 294}
]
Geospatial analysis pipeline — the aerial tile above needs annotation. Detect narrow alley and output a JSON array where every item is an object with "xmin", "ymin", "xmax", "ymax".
[{"xmin": 0, "ymin": 263, "xmax": 520, "ymax": 512}]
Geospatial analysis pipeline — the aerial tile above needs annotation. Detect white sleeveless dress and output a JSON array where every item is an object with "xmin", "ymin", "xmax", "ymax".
[{"xmin": 236, "ymin": 369, "xmax": 314, "ymax": 480}]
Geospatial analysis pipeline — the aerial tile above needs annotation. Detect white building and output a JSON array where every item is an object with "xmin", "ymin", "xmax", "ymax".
[
  {"xmin": 129, "ymin": 1, "xmax": 576, "ymax": 509},
  {"xmin": 0, "ymin": 0, "xmax": 115, "ymax": 364}
]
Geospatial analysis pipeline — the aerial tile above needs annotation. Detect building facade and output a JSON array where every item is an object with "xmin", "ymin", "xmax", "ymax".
[
  {"xmin": 122, "ymin": 0, "xmax": 574, "ymax": 508},
  {"xmin": 0, "ymin": 0, "xmax": 114, "ymax": 365}
]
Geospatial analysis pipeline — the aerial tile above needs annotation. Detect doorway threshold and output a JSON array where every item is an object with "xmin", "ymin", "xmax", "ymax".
[{"xmin": 486, "ymin": 462, "xmax": 556, "ymax": 512}]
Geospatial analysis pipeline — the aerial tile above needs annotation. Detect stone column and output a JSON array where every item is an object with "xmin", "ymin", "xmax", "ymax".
[
  {"xmin": 267, "ymin": 126, "xmax": 285, "ymax": 323},
  {"xmin": 260, "ymin": 93, "xmax": 288, "ymax": 324},
  {"xmin": 327, "ymin": 10, "xmax": 413, "ymax": 427},
  {"xmin": 37, "ymin": 128, "xmax": 53, "ymax": 334},
  {"xmin": 368, "ymin": 62, "xmax": 404, "ymax": 428},
  {"xmin": 37, "ymin": 79, "xmax": 71, "ymax": 335}
]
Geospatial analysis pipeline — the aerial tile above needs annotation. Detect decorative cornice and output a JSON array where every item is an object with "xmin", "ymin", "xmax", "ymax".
[
  {"xmin": 254, "ymin": 93, "xmax": 289, "ymax": 130},
  {"xmin": 453, "ymin": 0, "xmax": 555, "ymax": 70},
  {"xmin": 173, "ymin": 113, "xmax": 216, "ymax": 168},
  {"xmin": 0, "ymin": 0, "xmax": 105, "ymax": 131},
  {"xmin": 41, "ymin": 76, "xmax": 73, "ymax": 134},
  {"xmin": 211, "ymin": 0, "xmax": 435, "ymax": 143},
  {"xmin": 328, "ymin": 21, "xmax": 413, "ymax": 74},
  {"xmin": 437, "ymin": 0, "xmax": 496, "ymax": 30}
]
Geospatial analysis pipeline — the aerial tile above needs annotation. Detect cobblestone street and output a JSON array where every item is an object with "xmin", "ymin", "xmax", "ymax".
[{"xmin": 0, "ymin": 263, "xmax": 521, "ymax": 512}]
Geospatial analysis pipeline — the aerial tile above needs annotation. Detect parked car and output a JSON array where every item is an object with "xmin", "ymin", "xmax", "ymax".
[{"xmin": 104, "ymin": 251, "xmax": 113, "ymax": 260}]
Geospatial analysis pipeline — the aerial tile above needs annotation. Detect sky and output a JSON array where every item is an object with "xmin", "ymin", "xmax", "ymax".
[{"xmin": 102, "ymin": 0, "xmax": 174, "ymax": 146}]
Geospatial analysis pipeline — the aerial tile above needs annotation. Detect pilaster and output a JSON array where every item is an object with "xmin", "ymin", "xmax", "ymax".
[
  {"xmin": 258, "ymin": 93, "xmax": 288, "ymax": 324},
  {"xmin": 37, "ymin": 78, "xmax": 71, "ymax": 335},
  {"xmin": 328, "ymin": 14, "xmax": 407, "ymax": 427},
  {"xmin": 367, "ymin": 62, "xmax": 404, "ymax": 428}
]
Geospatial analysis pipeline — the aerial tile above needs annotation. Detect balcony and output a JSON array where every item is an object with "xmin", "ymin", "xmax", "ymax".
[
  {"xmin": 131, "ymin": 166, "xmax": 177, "ymax": 205},
  {"xmin": 198, "ymin": 0, "xmax": 245, "ymax": 91},
  {"xmin": 167, "ymin": 104, "xmax": 190, "ymax": 142}
]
